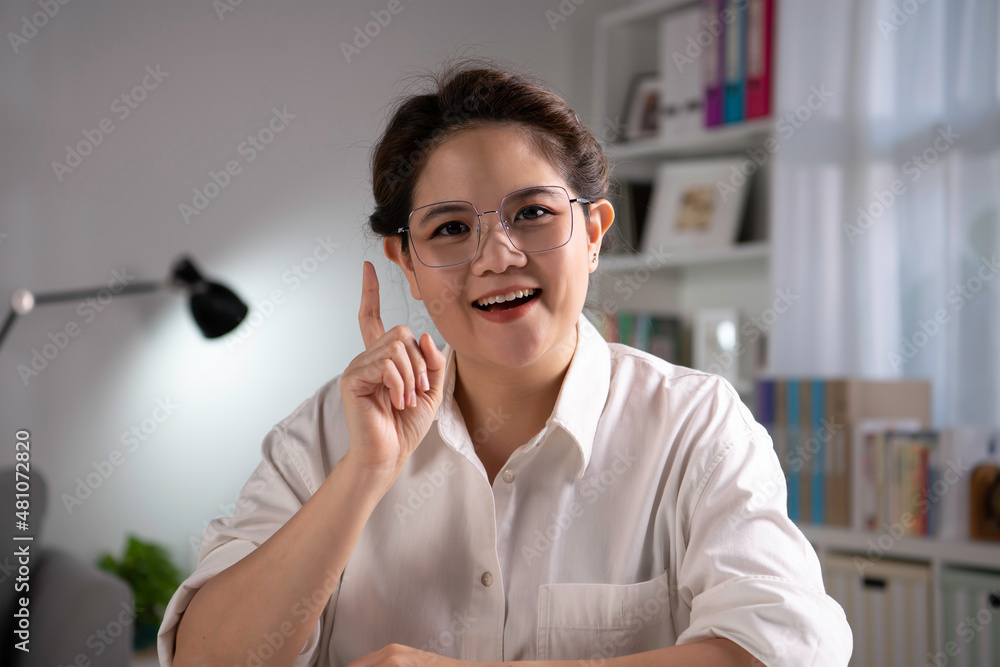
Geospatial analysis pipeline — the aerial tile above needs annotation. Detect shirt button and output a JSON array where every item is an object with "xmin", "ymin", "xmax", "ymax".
[
  {"xmin": 501, "ymin": 469, "xmax": 515, "ymax": 484},
  {"xmin": 481, "ymin": 571, "xmax": 493, "ymax": 587}
]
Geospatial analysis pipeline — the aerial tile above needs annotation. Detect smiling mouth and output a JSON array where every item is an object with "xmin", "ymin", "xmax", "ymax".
[{"xmin": 473, "ymin": 289, "xmax": 541, "ymax": 312}]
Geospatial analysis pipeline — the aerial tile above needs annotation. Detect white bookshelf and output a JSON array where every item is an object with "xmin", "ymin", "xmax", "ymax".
[
  {"xmin": 589, "ymin": 0, "xmax": 775, "ymax": 401},
  {"xmin": 800, "ymin": 524, "xmax": 1000, "ymax": 572},
  {"xmin": 597, "ymin": 240, "xmax": 769, "ymax": 273},
  {"xmin": 588, "ymin": 4, "xmax": 1000, "ymax": 664},
  {"xmin": 603, "ymin": 118, "xmax": 774, "ymax": 161}
]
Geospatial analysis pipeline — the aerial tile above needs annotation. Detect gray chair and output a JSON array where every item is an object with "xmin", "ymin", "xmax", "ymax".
[{"xmin": 0, "ymin": 465, "xmax": 134, "ymax": 666}]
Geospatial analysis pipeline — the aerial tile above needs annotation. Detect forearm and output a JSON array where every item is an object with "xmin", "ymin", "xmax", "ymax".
[
  {"xmin": 499, "ymin": 638, "xmax": 757, "ymax": 667},
  {"xmin": 174, "ymin": 450, "xmax": 397, "ymax": 666}
]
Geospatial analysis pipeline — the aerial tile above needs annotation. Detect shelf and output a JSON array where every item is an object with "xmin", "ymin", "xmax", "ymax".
[
  {"xmin": 596, "ymin": 241, "xmax": 769, "ymax": 273},
  {"xmin": 603, "ymin": 119, "xmax": 774, "ymax": 161},
  {"xmin": 798, "ymin": 524, "xmax": 1000, "ymax": 571}
]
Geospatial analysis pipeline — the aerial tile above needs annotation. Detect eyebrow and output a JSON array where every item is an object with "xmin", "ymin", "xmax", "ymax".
[{"xmin": 416, "ymin": 202, "xmax": 472, "ymax": 220}]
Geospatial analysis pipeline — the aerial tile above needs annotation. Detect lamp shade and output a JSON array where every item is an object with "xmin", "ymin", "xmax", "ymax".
[{"xmin": 170, "ymin": 256, "xmax": 248, "ymax": 338}]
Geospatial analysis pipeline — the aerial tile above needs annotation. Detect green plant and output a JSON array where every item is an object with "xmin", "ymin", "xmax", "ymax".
[{"xmin": 98, "ymin": 533, "xmax": 184, "ymax": 649}]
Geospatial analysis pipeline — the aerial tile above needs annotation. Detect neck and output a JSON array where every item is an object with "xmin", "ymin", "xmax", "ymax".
[{"xmin": 452, "ymin": 324, "xmax": 578, "ymax": 458}]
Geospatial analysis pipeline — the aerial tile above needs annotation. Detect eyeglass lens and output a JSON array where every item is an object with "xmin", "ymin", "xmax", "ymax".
[{"xmin": 408, "ymin": 186, "xmax": 574, "ymax": 267}]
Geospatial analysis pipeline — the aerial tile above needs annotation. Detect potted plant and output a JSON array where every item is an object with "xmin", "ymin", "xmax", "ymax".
[{"xmin": 98, "ymin": 533, "xmax": 185, "ymax": 651}]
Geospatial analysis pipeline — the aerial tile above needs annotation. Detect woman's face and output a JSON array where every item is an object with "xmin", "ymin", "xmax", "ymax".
[{"xmin": 384, "ymin": 123, "xmax": 614, "ymax": 372}]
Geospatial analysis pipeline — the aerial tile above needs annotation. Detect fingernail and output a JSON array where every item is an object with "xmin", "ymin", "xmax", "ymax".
[
  {"xmin": 420, "ymin": 372, "xmax": 429, "ymax": 391},
  {"xmin": 409, "ymin": 390, "xmax": 416, "ymax": 406}
]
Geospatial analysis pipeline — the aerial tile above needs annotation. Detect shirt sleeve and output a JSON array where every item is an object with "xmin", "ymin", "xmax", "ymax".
[
  {"xmin": 673, "ymin": 393, "xmax": 853, "ymax": 666},
  {"xmin": 156, "ymin": 422, "xmax": 328, "ymax": 667}
]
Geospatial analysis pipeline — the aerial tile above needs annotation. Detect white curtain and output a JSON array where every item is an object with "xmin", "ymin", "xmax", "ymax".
[{"xmin": 769, "ymin": 0, "xmax": 1000, "ymax": 427}]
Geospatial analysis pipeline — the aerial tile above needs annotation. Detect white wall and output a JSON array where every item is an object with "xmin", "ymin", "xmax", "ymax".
[{"xmin": 0, "ymin": 0, "xmax": 632, "ymax": 573}]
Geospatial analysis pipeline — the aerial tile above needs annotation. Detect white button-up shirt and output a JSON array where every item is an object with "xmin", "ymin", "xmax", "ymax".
[{"xmin": 158, "ymin": 312, "xmax": 853, "ymax": 666}]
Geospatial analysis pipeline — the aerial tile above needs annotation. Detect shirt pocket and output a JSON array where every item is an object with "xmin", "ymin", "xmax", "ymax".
[{"xmin": 536, "ymin": 571, "xmax": 675, "ymax": 662}]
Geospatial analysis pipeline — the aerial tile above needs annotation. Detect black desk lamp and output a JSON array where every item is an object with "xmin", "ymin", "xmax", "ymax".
[{"xmin": 0, "ymin": 255, "xmax": 248, "ymax": 353}]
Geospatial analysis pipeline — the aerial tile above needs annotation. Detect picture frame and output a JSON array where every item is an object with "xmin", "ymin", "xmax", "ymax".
[
  {"xmin": 692, "ymin": 308, "xmax": 742, "ymax": 387},
  {"xmin": 641, "ymin": 158, "xmax": 751, "ymax": 254},
  {"xmin": 623, "ymin": 73, "xmax": 662, "ymax": 141}
]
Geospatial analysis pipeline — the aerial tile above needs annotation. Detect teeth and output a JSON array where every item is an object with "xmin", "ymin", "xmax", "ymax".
[{"xmin": 476, "ymin": 288, "xmax": 535, "ymax": 308}]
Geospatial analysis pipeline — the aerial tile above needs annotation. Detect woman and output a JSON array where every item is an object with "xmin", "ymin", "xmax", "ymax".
[{"xmin": 161, "ymin": 60, "xmax": 852, "ymax": 666}]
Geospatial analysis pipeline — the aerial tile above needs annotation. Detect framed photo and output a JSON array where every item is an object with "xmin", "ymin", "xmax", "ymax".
[
  {"xmin": 641, "ymin": 158, "xmax": 751, "ymax": 254},
  {"xmin": 623, "ymin": 73, "xmax": 662, "ymax": 141}
]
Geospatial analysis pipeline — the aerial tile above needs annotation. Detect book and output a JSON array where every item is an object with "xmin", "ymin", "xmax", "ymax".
[
  {"xmin": 644, "ymin": 314, "xmax": 682, "ymax": 364},
  {"xmin": 786, "ymin": 379, "xmax": 801, "ymax": 522},
  {"xmin": 752, "ymin": 378, "xmax": 932, "ymax": 528},
  {"xmin": 810, "ymin": 379, "xmax": 825, "ymax": 523},
  {"xmin": 676, "ymin": 7, "xmax": 705, "ymax": 135},
  {"xmin": 658, "ymin": 12, "xmax": 683, "ymax": 138},
  {"xmin": 825, "ymin": 380, "xmax": 932, "ymax": 529},
  {"xmin": 722, "ymin": 0, "xmax": 746, "ymax": 123},
  {"xmin": 617, "ymin": 312, "xmax": 635, "ymax": 348},
  {"xmin": 703, "ymin": 0, "xmax": 725, "ymax": 127},
  {"xmin": 745, "ymin": 0, "xmax": 774, "ymax": 119}
]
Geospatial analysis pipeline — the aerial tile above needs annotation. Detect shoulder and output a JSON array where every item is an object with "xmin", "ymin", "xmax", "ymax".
[
  {"xmin": 604, "ymin": 342, "xmax": 768, "ymax": 486},
  {"xmin": 607, "ymin": 342, "xmax": 757, "ymax": 435}
]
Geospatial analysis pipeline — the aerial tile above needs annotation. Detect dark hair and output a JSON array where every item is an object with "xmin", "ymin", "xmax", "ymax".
[{"xmin": 367, "ymin": 57, "xmax": 613, "ymax": 257}]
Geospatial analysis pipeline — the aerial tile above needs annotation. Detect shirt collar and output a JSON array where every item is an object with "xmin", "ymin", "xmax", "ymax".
[{"xmin": 434, "ymin": 312, "xmax": 611, "ymax": 479}]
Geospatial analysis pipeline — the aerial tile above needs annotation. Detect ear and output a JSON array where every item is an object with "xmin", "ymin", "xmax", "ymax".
[
  {"xmin": 384, "ymin": 235, "xmax": 423, "ymax": 300},
  {"xmin": 585, "ymin": 198, "xmax": 615, "ymax": 273}
]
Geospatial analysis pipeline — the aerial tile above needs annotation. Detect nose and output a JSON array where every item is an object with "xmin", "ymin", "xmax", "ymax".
[{"xmin": 470, "ymin": 212, "xmax": 526, "ymax": 271}]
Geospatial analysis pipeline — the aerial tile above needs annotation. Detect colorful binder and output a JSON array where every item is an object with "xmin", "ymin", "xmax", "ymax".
[
  {"xmin": 722, "ymin": 0, "xmax": 746, "ymax": 123},
  {"xmin": 745, "ymin": 0, "xmax": 774, "ymax": 119}
]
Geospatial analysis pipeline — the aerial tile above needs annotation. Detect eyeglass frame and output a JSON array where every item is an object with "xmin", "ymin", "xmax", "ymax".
[{"xmin": 395, "ymin": 184, "xmax": 592, "ymax": 269}]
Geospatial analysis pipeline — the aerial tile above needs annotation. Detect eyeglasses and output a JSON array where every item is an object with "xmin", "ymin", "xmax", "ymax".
[{"xmin": 397, "ymin": 185, "xmax": 591, "ymax": 268}]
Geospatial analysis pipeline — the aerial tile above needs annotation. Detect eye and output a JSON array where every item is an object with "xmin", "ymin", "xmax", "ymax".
[
  {"xmin": 514, "ymin": 205, "xmax": 551, "ymax": 222},
  {"xmin": 432, "ymin": 220, "xmax": 471, "ymax": 238}
]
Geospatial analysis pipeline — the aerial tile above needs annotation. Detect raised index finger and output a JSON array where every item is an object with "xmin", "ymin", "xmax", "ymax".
[{"xmin": 359, "ymin": 260, "xmax": 386, "ymax": 349}]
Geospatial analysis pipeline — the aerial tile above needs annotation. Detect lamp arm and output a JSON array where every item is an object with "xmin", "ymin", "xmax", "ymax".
[{"xmin": 0, "ymin": 280, "xmax": 171, "ymax": 353}]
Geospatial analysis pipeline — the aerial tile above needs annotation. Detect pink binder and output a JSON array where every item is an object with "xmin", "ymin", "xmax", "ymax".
[{"xmin": 745, "ymin": 0, "xmax": 774, "ymax": 119}]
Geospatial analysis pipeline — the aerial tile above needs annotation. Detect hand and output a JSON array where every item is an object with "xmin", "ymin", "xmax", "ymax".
[
  {"xmin": 340, "ymin": 260, "xmax": 447, "ymax": 478},
  {"xmin": 346, "ymin": 643, "xmax": 465, "ymax": 667}
]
